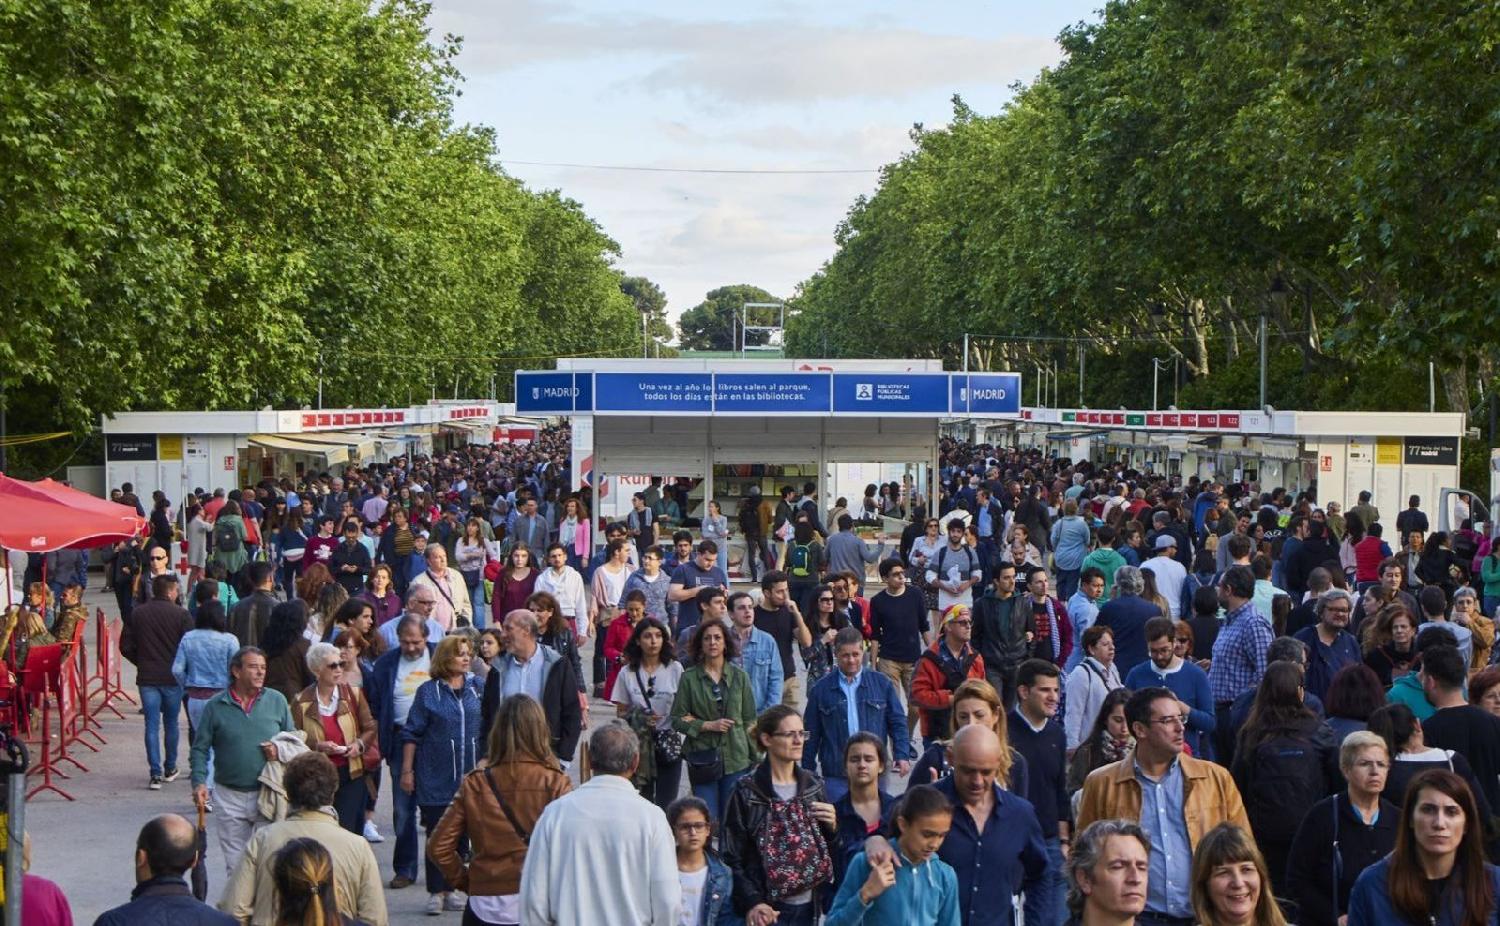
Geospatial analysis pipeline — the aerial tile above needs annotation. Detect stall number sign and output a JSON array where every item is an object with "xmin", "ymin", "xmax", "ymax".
[
  {"xmin": 1320, "ymin": 455, "xmax": 1334, "ymax": 473},
  {"xmin": 224, "ymin": 455, "xmax": 236, "ymax": 471}
]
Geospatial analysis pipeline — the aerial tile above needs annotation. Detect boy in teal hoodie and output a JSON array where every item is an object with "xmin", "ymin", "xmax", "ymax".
[{"xmin": 825, "ymin": 785, "xmax": 959, "ymax": 926}]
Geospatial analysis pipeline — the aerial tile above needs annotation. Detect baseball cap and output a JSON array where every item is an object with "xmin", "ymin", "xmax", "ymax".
[{"xmin": 1154, "ymin": 534, "xmax": 1176, "ymax": 551}]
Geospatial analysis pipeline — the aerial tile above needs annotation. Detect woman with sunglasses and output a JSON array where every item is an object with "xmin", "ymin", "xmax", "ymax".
[
  {"xmin": 290, "ymin": 641, "xmax": 377, "ymax": 835},
  {"xmin": 908, "ymin": 517, "xmax": 944, "ymax": 626},
  {"xmin": 801, "ymin": 584, "xmax": 849, "ymax": 687},
  {"xmin": 611, "ymin": 616, "xmax": 684, "ymax": 809}
]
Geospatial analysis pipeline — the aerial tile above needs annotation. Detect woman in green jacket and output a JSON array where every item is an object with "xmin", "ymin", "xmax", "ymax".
[
  {"xmin": 211, "ymin": 500, "xmax": 250, "ymax": 592},
  {"xmin": 672, "ymin": 619, "xmax": 758, "ymax": 824}
]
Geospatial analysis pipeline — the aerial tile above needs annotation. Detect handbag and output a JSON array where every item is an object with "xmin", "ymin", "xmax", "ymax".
[
  {"xmin": 483, "ymin": 768, "xmax": 532, "ymax": 845},
  {"xmin": 345, "ymin": 685, "xmax": 380, "ymax": 765},
  {"xmin": 635, "ymin": 667, "xmax": 683, "ymax": 761},
  {"xmin": 684, "ymin": 676, "xmax": 728, "ymax": 786}
]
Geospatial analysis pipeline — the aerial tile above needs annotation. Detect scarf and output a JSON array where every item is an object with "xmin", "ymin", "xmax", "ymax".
[
  {"xmin": 1100, "ymin": 734, "xmax": 1133, "ymax": 765},
  {"xmin": 1029, "ymin": 594, "xmax": 1061, "ymax": 662}
]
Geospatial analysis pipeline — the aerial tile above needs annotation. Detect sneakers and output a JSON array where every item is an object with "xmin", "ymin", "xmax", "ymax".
[
  {"xmin": 425, "ymin": 894, "xmax": 443, "ymax": 916},
  {"xmin": 161, "ymin": 768, "xmax": 180, "ymax": 783},
  {"xmin": 388, "ymin": 875, "xmax": 414, "ymax": 890},
  {"xmin": 148, "ymin": 776, "xmax": 163, "ymax": 790},
  {"xmin": 444, "ymin": 892, "xmax": 466, "ymax": 912},
  {"xmin": 363, "ymin": 820, "xmax": 385, "ymax": 843}
]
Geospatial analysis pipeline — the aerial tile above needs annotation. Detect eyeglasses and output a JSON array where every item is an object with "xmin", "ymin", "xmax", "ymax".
[
  {"xmin": 674, "ymin": 821, "xmax": 710, "ymax": 833},
  {"xmin": 948, "ymin": 619, "xmax": 973, "ymax": 627},
  {"xmin": 327, "ymin": 661, "xmax": 346, "ymax": 670},
  {"xmin": 1148, "ymin": 716, "xmax": 1187, "ymax": 728},
  {"xmin": 818, "ymin": 597, "xmax": 835, "ymax": 603},
  {"xmin": 150, "ymin": 554, "xmax": 167, "ymax": 561},
  {"xmin": 769, "ymin": 730, "xmax": 811, "ymax": 741}
]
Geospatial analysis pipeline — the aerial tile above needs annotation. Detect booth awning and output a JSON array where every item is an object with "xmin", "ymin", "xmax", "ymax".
[
  {"xmin": 247, "ymin": 434, "xmax": 350, "ymax": 466},
  {"xmin": 1252, "ymin": 438, "xmax": 1303, "ymax": 460},
  {"xmin": 439, "ymin": 420, "xmax": 491, "ymax": 436}
]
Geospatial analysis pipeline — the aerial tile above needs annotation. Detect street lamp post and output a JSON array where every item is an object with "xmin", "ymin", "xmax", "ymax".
[
  {"xmin": 1266, "ymin": 276, "xmax": 1288, "ymax": 408},
  {"xmin": 1150, "ymin": 357, "xmax": 1171, "ymax": 411}
]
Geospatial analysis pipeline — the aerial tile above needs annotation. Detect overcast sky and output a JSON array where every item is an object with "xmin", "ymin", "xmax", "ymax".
[{"xmin": 429, "ymin": 0, "xmax": 1103, "ymax": 326}]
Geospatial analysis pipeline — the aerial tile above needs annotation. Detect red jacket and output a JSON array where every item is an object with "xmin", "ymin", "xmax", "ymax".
[
  {"xmin": 910, "ymin": 640, "xmax": 986, "ymax": 739},
  {"xmin": 602, "ymin": 614, "xmax": 635, "ymax": 699}
]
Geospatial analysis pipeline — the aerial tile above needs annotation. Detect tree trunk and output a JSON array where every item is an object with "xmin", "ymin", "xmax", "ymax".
[{"xmin": 1441, "ymin": 357, "xmax": 1469, "ymax": 416}]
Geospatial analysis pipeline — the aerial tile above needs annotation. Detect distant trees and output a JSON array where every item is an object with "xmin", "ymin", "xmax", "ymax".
[{"xmin": 677, "ymin": 285, "xmax": 782, "ymax": 352}]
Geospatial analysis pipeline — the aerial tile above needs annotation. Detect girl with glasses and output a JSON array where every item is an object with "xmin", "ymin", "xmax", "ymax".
[{"xmin": 669, "ymin": 796, "xmax": 735, "ymax": 926}]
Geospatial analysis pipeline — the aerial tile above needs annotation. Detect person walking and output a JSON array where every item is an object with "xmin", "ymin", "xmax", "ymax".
[
  {"xmin": 290, "ymin": 642, "xmax": 377, "ymax": 835},
  {"xmin": 366, "ymin": 616, "xmax": 436, "ymax": 891},
  {"xmin": 611, "ymin": 616, "xmax": 686, "ymax": 810},
  {"xmin": 1063, "ymin": 626, "xmax": 1124, "ymax": 753},
  {"xmin": 1050, "ymin": 499, "xmax": 1093, "ymax": 602},
  {"xmin": 191, "ymin": 646, "xmax": 297, "ymax": 876},
  {"xmin": 94, "ymin": 815, "xmax": 237, "ymax": 925},
  {"xmin": 1346, "ymin": 768, "xmax": 1500, "ymax": 926},
  {"xmin": 519, "ymin": 723, "xmax": 681, "ymax": 925},
  {"xmin": 911, "ymin": 604, "xmax": 987, "ymax": 744},
  {"xmin": 400, "ymin": 633, "xmax": 483, "ymax": 915},
  {"xmin": 172, "ymin": 600, "xmax": 240, "ymax": 808},
  {"xmin": 123, "ymin": 573, "xmax": 194, "ymax": 790},
  {"xmin": 219, "ymin": 752, "xmax": 387, "ymax": 925},
  {"xmin": 1061, "ymin": 820, "xmax": 1150, "ymax": 926},
  {"xmin": 1187, "ymin": 823, "xmax": 1288, "ymax": 926},
  {"xmin": 803, "ymin": 627, "xmax": 914, "ymax": 802},
  {"xmin": 479, "ymin": 608, "xmax": 583, "ymax": 764},
  {"xmin": 722, "ymin": 704, "xmax": 841, "ymax": 926},
  {"xmin": 672, "ymin": 618, "xmax": 759, "ymax": 823},
  {"xmin": 870, "ymin": 557, "xmax": 932, "ymax": 740},
  {"xmin": 1285, "ymin": 731, "xmax": 1399, "ymax": 926},
  {"xmin": 428, "ymin": 693, "xmax": 573, "ymax": 926},
  {"xmin": 825, "ymin": 784, "xmax": 960, "ymax": 926},
  {"xmin": 669, "ymin": 796, "xmax": 737, "ymax": 926}
]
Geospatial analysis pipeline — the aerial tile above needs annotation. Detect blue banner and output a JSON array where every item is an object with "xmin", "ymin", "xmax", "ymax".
[
  {"xmin": 572, "ymin": 372, "xmax": 593, "ymax": 413},
  {"xmin": 515, "ymin": 372, "xmax": 580, "ymax": 413},
  {"xmin": 713, "ymin": 373, "xmax": 831, "ymax": 414},
  {"xmin": 832, "ymin": 373, "xmax": 951, "ymax": 414},
  {"xmin": 594, "ymin": 372, "xmax": 713, "ymax": 414},
  {"xmin": 958, "ymin": 373, "xmax": 1022, "ymax": 416}
]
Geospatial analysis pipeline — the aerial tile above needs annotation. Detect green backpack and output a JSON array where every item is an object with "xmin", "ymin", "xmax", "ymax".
[{"xmin": 788, "ymin": 542, "xmax": 813, "ymax": 577}]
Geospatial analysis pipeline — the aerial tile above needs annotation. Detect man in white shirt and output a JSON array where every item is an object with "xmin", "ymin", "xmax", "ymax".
[
  {"xmin": 407, "ymin": 545, "xmax": 472, "ymax": 630},
  {"xmin": 534, "ymin": 543, "xmax": 587, "ymax": 633},
  {"xmin": 1141, "ymin": 534, "xmax": 1187, "ymax": 618},
  {"xmin": 926, "ymin": 518, "xmax": 983, "ymax": 611},
  {"xmin": 521, "ymin": 723, "xmax": 680, "ymax": 926}
]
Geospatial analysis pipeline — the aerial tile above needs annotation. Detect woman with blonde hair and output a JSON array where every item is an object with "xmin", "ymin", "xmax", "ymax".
[
  {"xmin": 908, "ymin": 677, "xmax": 1027, "ymax": 792},
  {"xmin": 1189, "ymin": 823, "xmax": 1288, "ymax": 926},
  {"xmin": 429, "ymin": 694, "xmax": 572, "ymax": 925},
  {"xmin": 270, "ymin": 837, "xmax": 344, "ymax": 926},
  {"xmin": 400, "ymin": 633, "xmax": 483, "ymax": 915}
]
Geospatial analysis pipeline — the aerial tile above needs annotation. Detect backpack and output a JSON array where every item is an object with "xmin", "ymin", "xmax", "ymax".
[
  {"xmin": 213, "ymin": 519, "xmax": 242, "ymax": 554},
  {"xmin": 788, "ymin": 543, "xmax": 813, "ymax": 577},
  {"xmin": 918, "ymin": 648, "xmax": 978, "ymax": 739},
  {"xmin": 755, "ymin": 795, "xmax": 833, "ymax": 902},
  {"xmin": 1240, "ymin": 729, "xmax": 1328, "ymax": 844}
]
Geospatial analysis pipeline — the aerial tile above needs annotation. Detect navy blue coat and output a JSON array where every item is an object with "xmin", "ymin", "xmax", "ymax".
[{"xmin": 367, "ymin": 642, "xmax": 438, "ymax": 761}]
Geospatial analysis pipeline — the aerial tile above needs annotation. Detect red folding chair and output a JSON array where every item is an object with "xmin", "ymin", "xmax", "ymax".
[{"xmin": 22, "ymin": 643, "xmax": 75, "ymax": 801}]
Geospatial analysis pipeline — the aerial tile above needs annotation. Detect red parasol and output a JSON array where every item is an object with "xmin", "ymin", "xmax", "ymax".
[{"xmin": 0, "ymin": 473, "xmax": 148, "ymax": 607}]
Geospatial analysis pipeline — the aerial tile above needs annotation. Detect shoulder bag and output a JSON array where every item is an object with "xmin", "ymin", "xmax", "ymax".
[
  {"xmin": 684, "ymin": 674, "xmax": 727, "ymax": 786},
  {"xmin": 483, "ymin": 768, "xmax": 532, "ymax": 845},
  {"xmin": 635, "ymin": 667, "xmax": 683, "ymax": 761}
]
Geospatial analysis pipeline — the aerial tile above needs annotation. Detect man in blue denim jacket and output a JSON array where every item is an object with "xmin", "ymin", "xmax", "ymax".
[
  {"xmin": 803, "ymin": 626, "xmax": 913, "ymax": 802},
  {"xmin": 727, "ymin": 591, "xmax": 783, "ymax": 711}
]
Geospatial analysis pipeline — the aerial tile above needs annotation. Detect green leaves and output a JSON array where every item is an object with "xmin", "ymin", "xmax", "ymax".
[{"xmin": 0, "ymin": 0, "xmax": 636, "ymax": 427}]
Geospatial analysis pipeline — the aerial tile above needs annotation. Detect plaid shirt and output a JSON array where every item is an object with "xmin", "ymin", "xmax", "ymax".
[{"xmin": 1209, "ymin": 601, "xmax": 1272, "ymax": 703}]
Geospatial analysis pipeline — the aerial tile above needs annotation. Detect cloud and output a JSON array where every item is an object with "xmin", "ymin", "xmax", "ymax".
[{"xmin": 431, "ymin": 0, "xmax": 1058, "ymax": 106}]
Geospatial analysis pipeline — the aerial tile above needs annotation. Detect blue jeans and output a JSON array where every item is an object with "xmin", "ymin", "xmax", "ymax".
[
  {"xmin": 186, "ymin": 695, "xmax": 214, "ymax": 788},
  {"xmin": 140, "ymin": 685, "xmax": 184, "ymax": 778},
  {"xmin": 464, "ymin": 576, "xmax": 484, "ymax": 629},
  {"xmin": 692, "ymin": 768, "xmax": 748, "ymax": 825},
  {"xmin": 1022, "ymin": 836, "xmax": 1066, "ymax": 926},
  {"xmin": 391, "ymin": 746, "xmax": 421, "ymax": 880},
  {"xmin": 1485, "ymin": 596, "xmax": 1500, "ymax": 620}
]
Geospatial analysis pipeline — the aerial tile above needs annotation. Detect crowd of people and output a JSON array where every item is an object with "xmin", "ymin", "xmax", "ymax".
[{"xmin": 21, "ymin": 430, "xmax": 1500, "ymax": 926}]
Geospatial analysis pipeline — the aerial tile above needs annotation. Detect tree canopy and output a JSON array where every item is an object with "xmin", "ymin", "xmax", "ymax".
[
  {"xmin": 0, "ymin": 0, "xmax": 639, "ymax": 432},
  {"xmin": 677, "ymin": 285, "xmax": 782, "ymax": 352},
  {"xmin": 786, "ymin": 0, "xmax": 1500, "ymax": 420}
]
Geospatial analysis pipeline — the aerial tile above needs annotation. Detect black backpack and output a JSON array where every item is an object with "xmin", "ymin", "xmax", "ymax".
[
  {"xmin": 1240, "ymin": 729, "xmax": 1328, "ymax": 844},
  {"xmin": 213, "ymin": 519, "xmax": 242, "ymax": 554}
]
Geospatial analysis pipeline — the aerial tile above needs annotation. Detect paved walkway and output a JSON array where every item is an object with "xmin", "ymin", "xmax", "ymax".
[{"xmin": 25, "ymin": 588, "xmax": 625, "ymax": 923}]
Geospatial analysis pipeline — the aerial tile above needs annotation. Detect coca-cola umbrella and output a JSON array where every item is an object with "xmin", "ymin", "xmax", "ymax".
[{"xmin": 0, "ymin": 473, "xmax": 147, "ymax": 606}]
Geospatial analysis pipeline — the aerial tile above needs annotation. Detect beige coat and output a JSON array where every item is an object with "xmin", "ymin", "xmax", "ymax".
[{"xmin": 219, "ymin": 808, "xmax": 388, "ymax": 925}]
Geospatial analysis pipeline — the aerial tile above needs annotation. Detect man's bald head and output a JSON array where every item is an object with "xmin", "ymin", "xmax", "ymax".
[
  {"xmin": 136, "ymin": 814, "xmax": 198, "ymax": 879},
  {"xmin": 952, "ymin": 724, "xmax": 1002, "ymax": 763}
]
